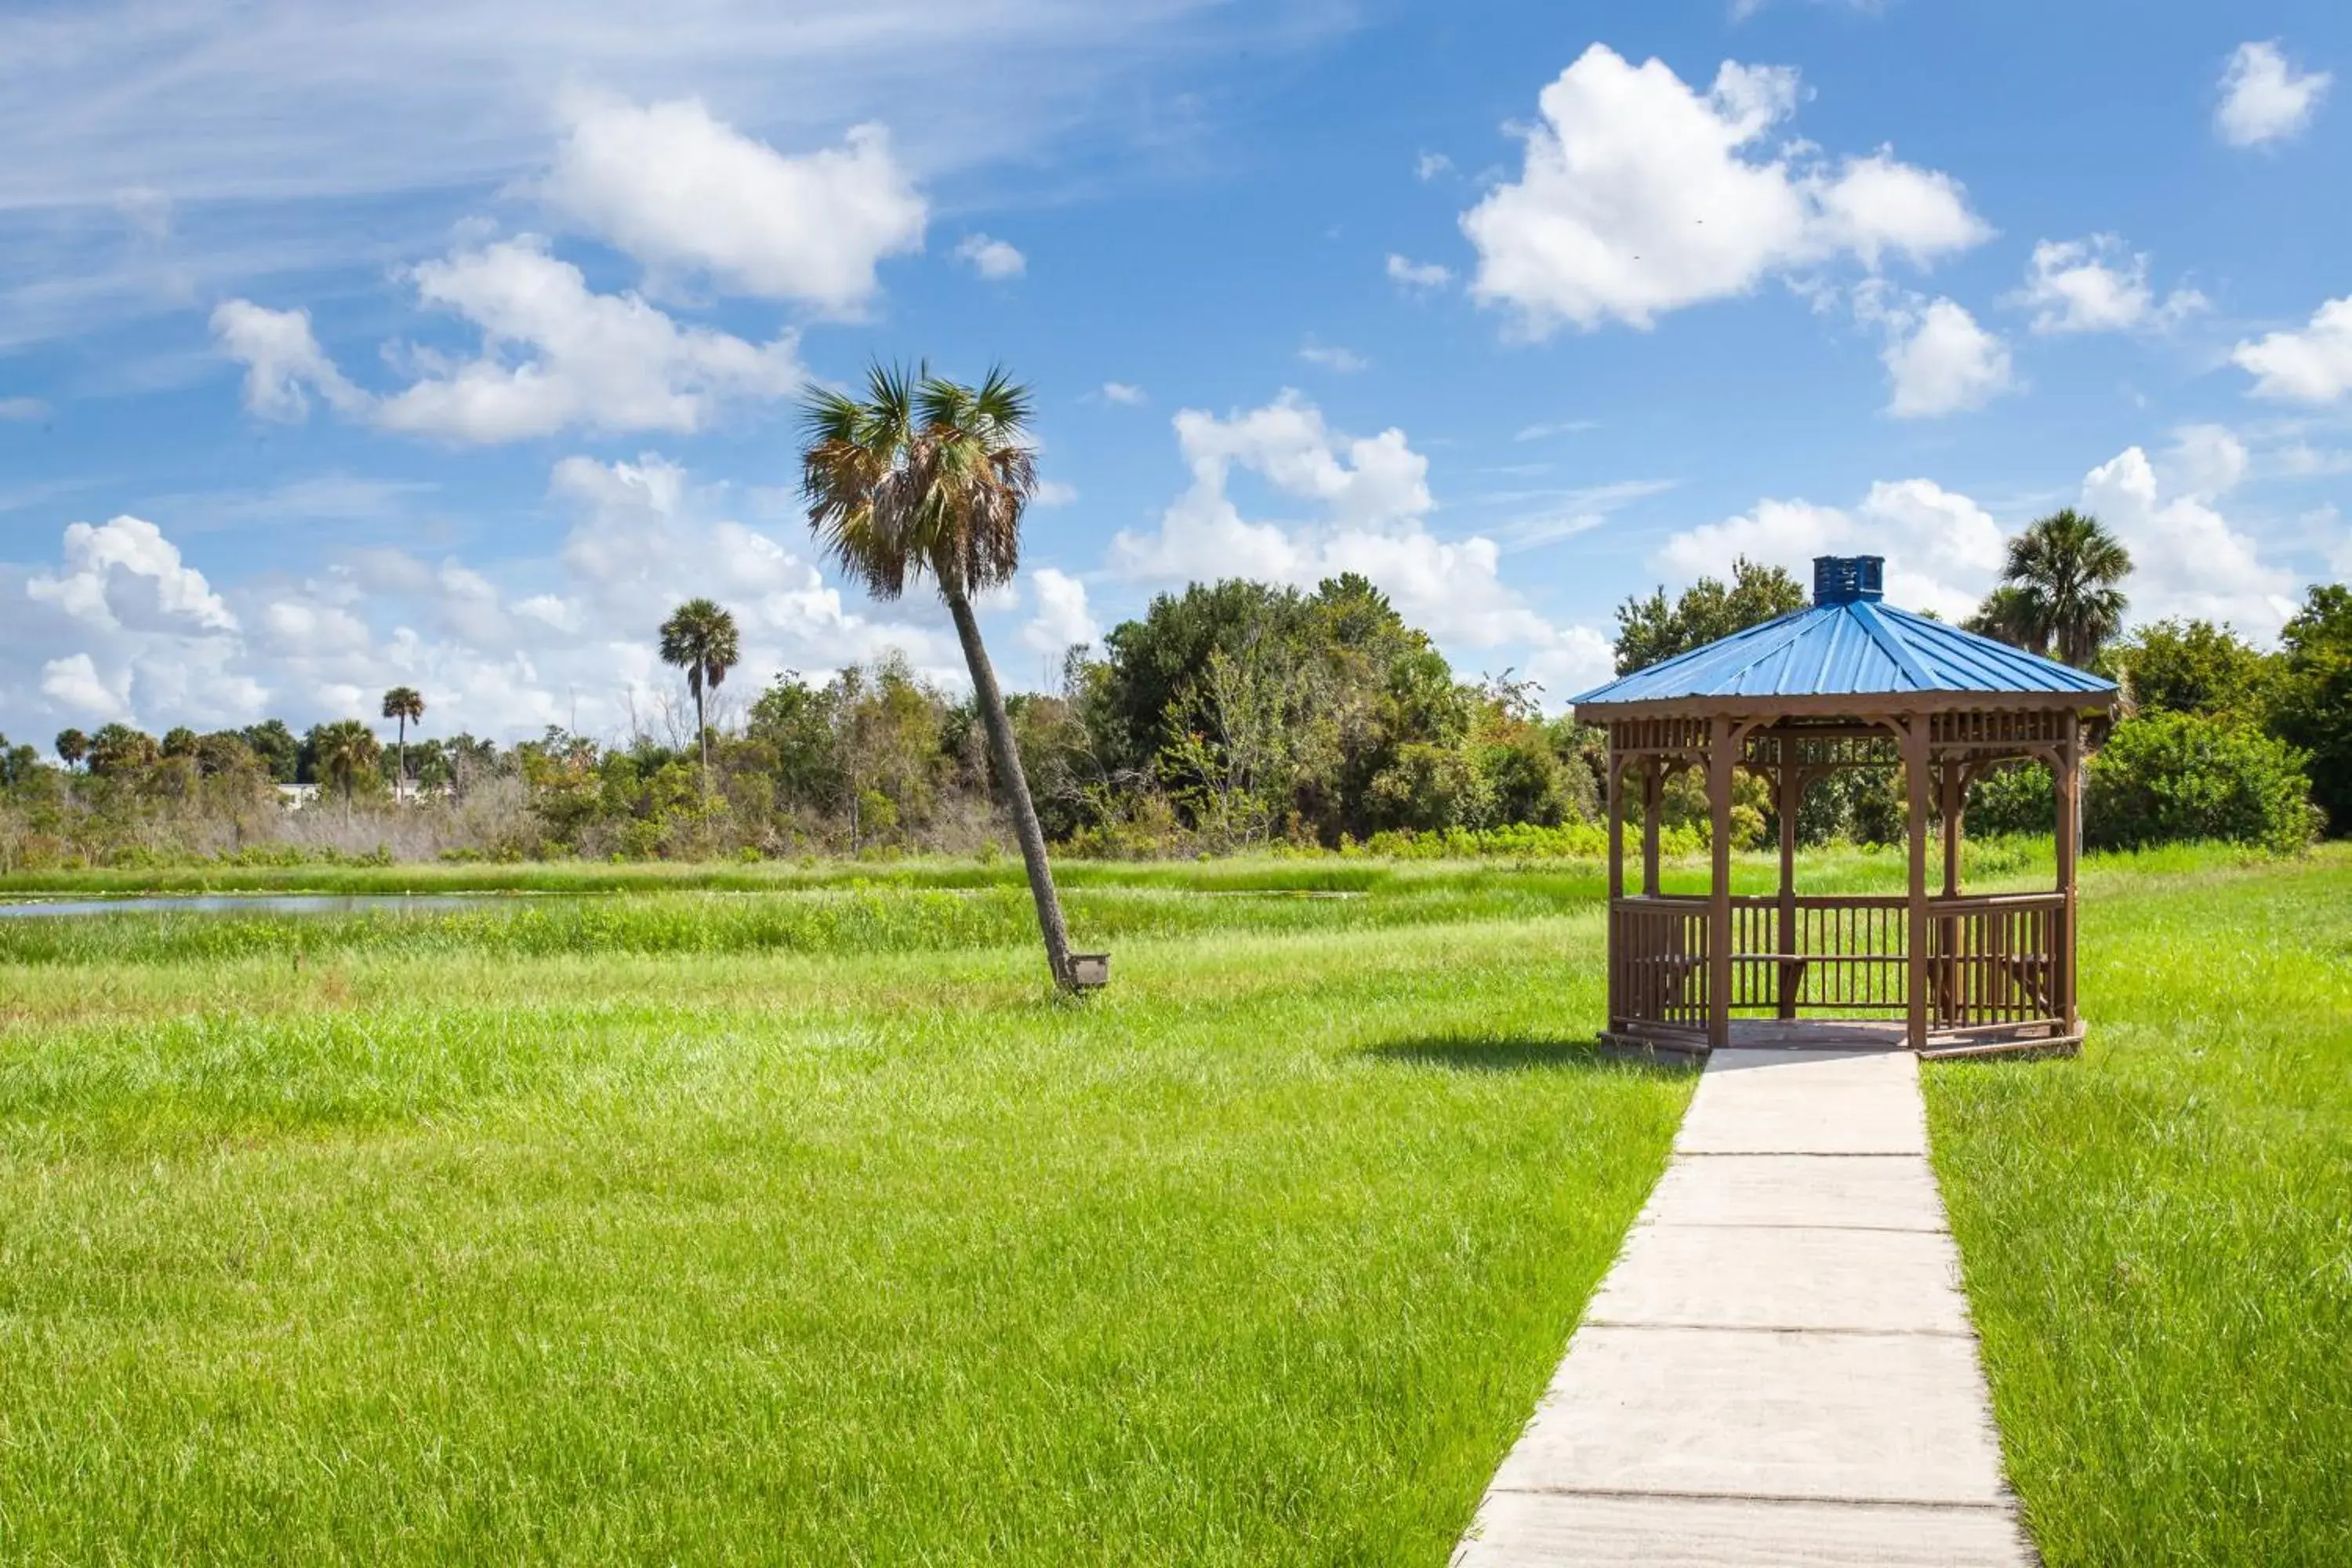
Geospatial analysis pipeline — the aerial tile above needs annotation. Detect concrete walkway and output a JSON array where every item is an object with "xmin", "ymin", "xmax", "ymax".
[{"xmin": 1451, "ymin": 1045, "xmax": 2034, "ymax": 1567}]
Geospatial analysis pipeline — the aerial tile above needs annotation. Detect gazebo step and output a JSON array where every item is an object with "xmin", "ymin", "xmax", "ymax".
[{"xmin": 1598, "ymin": 1018, "xmax": 2085, "ymax": 1060}]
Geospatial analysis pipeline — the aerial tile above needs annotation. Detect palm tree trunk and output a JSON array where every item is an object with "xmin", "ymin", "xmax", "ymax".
[
  {"xmin": 945, "ymin": 586, "xmax": 1075, "ymax": 988},
  {"xmin": 695, "ymin": 681, "xmax": 710, "ymax": 800},
  {"xmin": 396, "ymin": 717, "xmax": 407, "ymax": 802}
]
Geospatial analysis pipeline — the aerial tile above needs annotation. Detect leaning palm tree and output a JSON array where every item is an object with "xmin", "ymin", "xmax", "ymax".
[
  {"xmin": 800, "ymin": 363, "xmax": 1076, "ymax": 988},
  {"xmin": 659, "ymin": 597, "xmax": 740, "ymax": 795},
  {"xmin": 313, "ymin": 718, "xmax": 381, "ymax": 822},
  {"xmin": 380, "ymin": 686, "xmax": 425, "ymax": 797},
  {"xmin": 1993, "ymin": 510, "xmax": 2132, "ymax": 668}
]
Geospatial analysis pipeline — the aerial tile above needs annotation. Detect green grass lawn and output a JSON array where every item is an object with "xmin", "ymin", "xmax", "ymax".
[
  {"xmin": 0, "ymin": 878, "xmax": 1690, "ymax": 1565},
  {"xmin": 1924, "ymin": 848, "xmax": 2352, "ymax": 1567},
  {"xmin": 0, "ymin": 848, "xmax": 2344, "ymax": 1564}
]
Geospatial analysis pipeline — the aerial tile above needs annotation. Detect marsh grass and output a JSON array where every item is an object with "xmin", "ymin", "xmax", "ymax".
[{"xmin": 0, "ymin": 833, "xmax": 2085, "ymax": 901}]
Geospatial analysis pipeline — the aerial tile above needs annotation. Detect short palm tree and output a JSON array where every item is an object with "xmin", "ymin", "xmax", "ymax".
[
  {"xmin": 800, "ymin": 363, "xmax": 1077, "ymax": 988},
  {"xmin": 54, "ymin": 729, "xmax": 88, "ymax": 771},
  {"xmin": 1962, "ymin": 585, "xmax": 2046, "ymax": 656},
  {"xmin": 314, "ymin": 718, "xmax": 381, "ymax": 820},
  {"xmin": 380, "ymin": 686, "xmax": 425, "ymax": 796},
  {"xmin": 659, "ymin": 597, "xmax": 740, "ymax": 793},
  {"xmin": 1990, "ymin": 509, "xmax": 2132, "ymax": 668}
]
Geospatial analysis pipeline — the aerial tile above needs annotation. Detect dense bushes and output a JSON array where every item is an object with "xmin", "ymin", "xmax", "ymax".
[
  {"xmin": 1967, "ymin": 714, "xmax": 2318, "ymax": 854},
  {"xmin": 7, "ymin": 575, "xmax": 2341, "ymax": 869},
  {"xmin": 2085, "ymin": 712, "xmax": 2318, "ymax": 855},
  {"xmin": 1353, "ymin": 822, "xmax": 1708, "ymax": 860},
  {"xmin": 2269, "ymin": 586, "xmax": 2352, "ymax": 833}
]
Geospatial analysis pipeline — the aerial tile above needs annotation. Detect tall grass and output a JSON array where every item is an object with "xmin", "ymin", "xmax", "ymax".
[
  {"xmin": 1926, "ymin": 850, "xmax": 2352, "ymax": 1566},
  {"xmin": 0, "ymin": 844, "xmax": 2339, "ymax": 1563},
  {"xmin": 0, "ymin": 898, "xmax": 1687, "ymax": 1566},
  {"xmin": 0, "ymin": 833, "xmax": 2111, "ymax": 901}
]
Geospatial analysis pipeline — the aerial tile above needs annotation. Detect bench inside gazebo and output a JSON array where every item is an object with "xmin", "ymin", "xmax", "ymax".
[{"xmin": 1573, "ymin": 554, "xmax": 2119, "ymax": 1061}]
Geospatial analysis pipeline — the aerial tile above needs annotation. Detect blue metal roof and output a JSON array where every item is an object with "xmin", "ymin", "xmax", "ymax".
[{"xmin": 1572, "ymin": 557, "xmax": 2119, "ymax": 709}]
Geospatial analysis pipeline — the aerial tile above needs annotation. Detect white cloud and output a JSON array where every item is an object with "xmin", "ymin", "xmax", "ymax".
[
  {"xmin": 1019, "ymin": 568, "xmax": 1098, "ymax": 655},
  {"xmin": 2156, "ymin": 423, "xmax": 2249, "ymax": 501},
  {"xmin": 1732, "ymin": 0, "xmax": 1886, "ymax": 17},
  {"xmin": 379, "ymin": 238, "xmax": 805, "ymax": 441},
  {"xmin": 11, "ymin": 515, "xmax": 261, "ymax": 730},
  {"xmin": 513, "ymin": 593, "xmax": 582, "ymax": 634},
  {"xmin": 1650, "ymin": 446, "xmax": 2299, "ymax": 641},
  {"xmin": 1101, "ymin": 382, "xmax": 1146, "ymax": 405},
  {"xmin": 1494, "ymin": 477, "xmax": 1681, "ymax": 553},
  {"xmin": 2314, "ymin": 504, "xmax": 2351, "ymax": 582},
  {"xmin": 1033, "ymin": 480, "xmax": 1079, "ymax": 507},
  {"xmin": 1415, "ymin": 151, "xmax": 1454, "ymax": 181},
  {"xmin": 210, "ymin": 300, "xmax": 368, "ymax": 420},
  {"xmin": 2234, "ymin": 296, "xmax": 2352, "ymax": 403},
  {"xmin": 1298, "ymin": 342, "xmax": 1370, "ymax": 372},
  {"xmin": 27, "ymin": 514, "xmax": 238, "ymax": 632},
  {"xmin": 1513, "ymin": 419, "xmax": 1598, "ymax": 441},
  {"xmin": 0, "ymin": 396, "xmax": 46, "ymax": 420},
  {"xmin": 0, "ymin": 455, "xmax": 973, "ymax": 739},
  {"xmin": 39, "ymin": 654, "xmax": 131, "ymax": 720},
  {"xmin": 1656, "ymin": 480, "xmax": 2005, "ymax": 622},
  {"xmin": 2216, "ymin": 42, "xmax": 2332, "ymax": 147},
  {"xmin": 216, "ymin": 237, "xmax": 807, "ymax": 444},
  {"xmin": 1525, "ymin": 626, "xmax": 1617, "ymax": 706},
  {"xmin": 1109, "ymin": 392, "xmax": 1610, "ymax": 699},
  {"xmin": 111, "ymin": 185, "xmax": 172, "ymax": 240},
  {"xmin": 1857, "ymin": 287, "xmax": 2014, "ymax": 417},
  {"xmin": 2010, "ymin": 235, "xmax": 2206, "ymax": 335},
  {"xmin": 0, "ymin": 3, "xmax": 1358, "ymax": 351},
  {"xmin": 1462, "ymin": 44, "xmax": 1988, "ymax": 333},
  {"xmin": 953, "ymin": 233, "xmax": 1026, "ymax": 280},
  {"xmin": 2080, "ymin": 446, "xmax": 2299, "ymax": 638},
  {"xmin": 1386, "ymin": 253, "xmax": 1454, "ymax": 289},
  {"xmin": 537, "ymin": 98, "xmax": 925, "ymax": 310}
]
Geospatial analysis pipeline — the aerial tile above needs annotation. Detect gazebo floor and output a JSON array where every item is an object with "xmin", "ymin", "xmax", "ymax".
[{"xmin": 1601, "ymin": 1018, "xmax": 2082, "ymax": 1063}]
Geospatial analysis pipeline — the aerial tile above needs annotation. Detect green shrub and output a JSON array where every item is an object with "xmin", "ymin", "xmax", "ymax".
[
  {"xmin": 1968, "ymin": 761, "xmax": 2056, "ymax": 837},
  {"xmin": 2085, "ymin": 712, "xmax": 2319, "ymax": 855}
]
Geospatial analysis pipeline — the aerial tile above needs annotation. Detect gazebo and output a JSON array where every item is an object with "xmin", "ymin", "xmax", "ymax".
[{"xmin": 1572, "ymin": 555, "xmax": 2119, "ymax": 1060}]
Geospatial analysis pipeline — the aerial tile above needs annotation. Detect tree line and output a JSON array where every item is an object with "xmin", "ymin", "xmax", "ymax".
[{"xmin": 5, "ymin": 397, "xmax": 2347, "ymax": 885}]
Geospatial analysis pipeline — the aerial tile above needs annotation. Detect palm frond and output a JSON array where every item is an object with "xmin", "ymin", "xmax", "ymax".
[{"xmin": 800, "ymin": 361, "xmax": 1041, "ymax": 602}]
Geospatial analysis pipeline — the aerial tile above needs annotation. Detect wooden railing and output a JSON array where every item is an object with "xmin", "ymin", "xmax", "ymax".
[
  {"xmin": 1609, "ymin": 896, "xmax": 1708, "ymax": 1034},
  {"xmin": 1728, "ymin": 895, "xmax": 1906, "ymax": 1011},
  {"xmin": 1926, "ymin": 892, "xmax": 2063, "ymax": 1029},
  {"xmin": 1610, "ymin": 891, "xmax": 2064, "ymax": 1033}
]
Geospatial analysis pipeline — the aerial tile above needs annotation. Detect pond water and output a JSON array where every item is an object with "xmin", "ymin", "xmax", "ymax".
[{"xmin": 0, "ymin": 895, "xmax": 516, "ymax": 920}]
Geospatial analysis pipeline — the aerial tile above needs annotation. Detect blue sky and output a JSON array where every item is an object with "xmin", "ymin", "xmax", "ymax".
[{"xmin": 4, "ymin": 0, "xmax": 2349, "ymax": 745}]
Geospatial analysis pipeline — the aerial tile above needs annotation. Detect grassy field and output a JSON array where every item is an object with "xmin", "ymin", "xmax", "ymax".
[
  {"xmin": 0, "ymin": 868, "xmax": 1690, "ymax": 1565},
  {"xmin": 0, "ymin": 833, "xmax": 2081, "ymax": 899},
  {"xmin": 0, "ymin": 846, "xmax": 2343, "ymax": 1564},
  {"xmin": 1925, "ymin": 848, "xmax": 2352, "ymax": 1567}
]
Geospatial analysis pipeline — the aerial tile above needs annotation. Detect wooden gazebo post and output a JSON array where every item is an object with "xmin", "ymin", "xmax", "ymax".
[
  {"xmin": 2056, "ymin": 710, "xmax": 2082, "ymax": 1037},
  {"xmin": 1904, "ymin": 715, "xmax": 1930, "ymax": 1053},
  {"xmin": 1707, "ymin": 719, "xmax": 1735, "ymax": 1051},
  {"xmin": 1776, "ymin": 751, "xmax": 1800, "ymax": 1021}
]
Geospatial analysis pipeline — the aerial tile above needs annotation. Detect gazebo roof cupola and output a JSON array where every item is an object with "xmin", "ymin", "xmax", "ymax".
[
  {"xmin": 1812, "ymin": 554, "xmax": 1884, "ymax": 604},
  {"xmin": 1571, "ymin": 555, "xmax": 2119, "ymax": 712}
]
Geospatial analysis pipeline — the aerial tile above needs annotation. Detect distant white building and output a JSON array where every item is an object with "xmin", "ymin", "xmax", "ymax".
[{"xmin": 276, "ymin": 782, "xmax": 320, "ymax": 811}]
